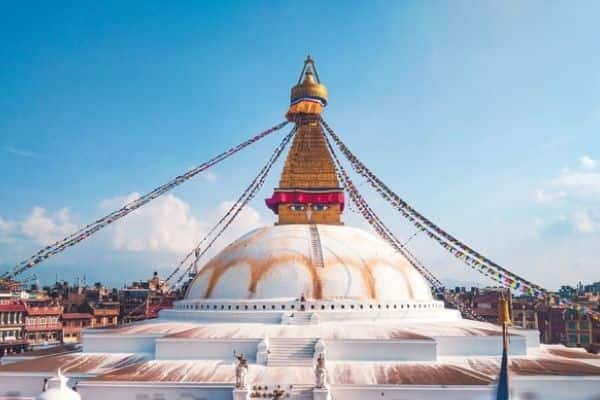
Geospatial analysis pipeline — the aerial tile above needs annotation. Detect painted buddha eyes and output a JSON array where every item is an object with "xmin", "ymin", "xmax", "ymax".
[{"xmin": 288, "ymin": 204, "xmax": 329, "ymax": 212}]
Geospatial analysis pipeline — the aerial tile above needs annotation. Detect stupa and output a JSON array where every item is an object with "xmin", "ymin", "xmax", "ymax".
[{"xmin": 1, "ymin": 57, "xmax": 599, "ymax": 400}]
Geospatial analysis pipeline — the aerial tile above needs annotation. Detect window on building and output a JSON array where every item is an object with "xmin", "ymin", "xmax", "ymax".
[
  {"xmin": 568, "ymin": 334, "xmax": 578, "ymax": 344},
  {"xmin": 581, "ymin": 335, "xmax": 590, "ymax": 345}
]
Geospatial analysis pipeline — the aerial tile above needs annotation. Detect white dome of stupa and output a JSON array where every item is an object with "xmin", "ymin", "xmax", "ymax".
[
  {"xmin": 186, "ymin": 224, "xmax": 433, "ymax": 301},
  {"xmin": 37, "ymin": 369, "xmax": 81, "ymax": 400}
]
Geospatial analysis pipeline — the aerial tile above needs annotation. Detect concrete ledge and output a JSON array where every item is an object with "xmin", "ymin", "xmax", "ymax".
[
  {"xmin": 82, "ymin": 333, "xmax": 161, "ymax": 354},
  {"xmin": 155, "ymin": 338, "xmax": 260, "ymax": 361},
  {"xmin": 435, "ymin": 334, "xmax": 527, "ymax": 356},
  {"xmin": 323, "ymin": 339, "xmax": 437, "ymax": 361}
]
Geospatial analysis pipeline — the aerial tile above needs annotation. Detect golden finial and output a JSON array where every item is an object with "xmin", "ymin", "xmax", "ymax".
[{"xmin": 287, "ymin": 56, "xmax": 328, "ymax": 121}]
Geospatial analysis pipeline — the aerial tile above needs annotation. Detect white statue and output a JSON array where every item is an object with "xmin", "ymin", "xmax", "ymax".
[
  {"xmin": 234, "ymin": 351, "xmax": 249, "ymax": 389},
  {"xmin": 272, "ymin": 385, "xmax": 285, "ymax": 400},
  {"xmin": 315, "ymin": 352, "xmax": 327, "ymax": 388}
]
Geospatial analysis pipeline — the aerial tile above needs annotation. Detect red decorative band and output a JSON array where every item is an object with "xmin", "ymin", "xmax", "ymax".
[{"xmin": 265, "ymin": 191, "xmax": 345, "ymax": 213}]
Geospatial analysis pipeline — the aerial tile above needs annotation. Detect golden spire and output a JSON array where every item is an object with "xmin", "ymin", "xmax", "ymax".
[
  {"xmin": 279, "ymin": 122, "xmax": 339, "ymax": 189},
  {"xmin": 286, "ymin": 55, "xmax": 328, "ymax": 121},
  {"xmin": 266, "ymin": 56, "xmax": 344, "ymax": 225}
]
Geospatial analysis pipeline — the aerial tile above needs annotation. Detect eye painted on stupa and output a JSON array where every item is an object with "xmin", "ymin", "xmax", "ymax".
[
  {"xmin": 312, "ymin": 204, "xmax": 329, "ymax": 211},
  {"xmin": 289, "ymin": 204, "xmax": 306, "ymax": 212}
]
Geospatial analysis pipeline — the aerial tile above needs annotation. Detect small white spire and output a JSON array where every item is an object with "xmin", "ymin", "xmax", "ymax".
[{"xmin": 36, "ymin": 368, "xmax": 81, "ymax": 400}]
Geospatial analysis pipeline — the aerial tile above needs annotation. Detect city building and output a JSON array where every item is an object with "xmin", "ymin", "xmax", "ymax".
[
  {"xmin": 61, "ymin": 313, "xmax": 93, "ymax": 344},
  {"xmin": 537, "ymin": 304, "xmax": 567, "ymax": 344},
  {"xmin": 0, "ymin": 297, "xmax": 27, "ymax": 355},
  {"xmin": 512, "ymin": 297, "xmax": 539, "ymax": 330},
  {"xmin": 564, "ymin": 308, "xmax": 594, "ymax": 348},
  {"xmin": 119, "ymin": 272, "xmax": 176, "ymax": 322},
  {"xmin": 23, "ymin": 297, "xmax": 62, "ymax": 347},
  {"xmin": 470, "ymin": 290, "xmax": 501, "ymax": 323},
  {"xmin": 87, "ymin": 301, "xmax": 119, "ymax": 328},
  {"xmin": 0, "ymin": 58, "xmax": 599, "ymax": 400}
]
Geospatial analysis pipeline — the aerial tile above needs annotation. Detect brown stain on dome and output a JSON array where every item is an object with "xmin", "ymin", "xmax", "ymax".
[
  {"xmin": 377, "ymin": 364, "xmax": 493, "ymax": 385},
  {"xmin": 328, "ymin": 363, "xmax": 492, "ymax": 385},
  {"xmin": 467, "ymin": 357, "xmax": 600, "ymax": 377},
  {"xmin": 248, "ymin": 253, "xmax": 323, "ymax": 299},
  {"xmin": 547, "ymin": 347, "xmax": 600, "ymax": 360},
  {"xmin": 188, "ymin": 226, "xmax": 430, "ymax": 300},
  {"xmin": 200, "ymin": 253, "xmax": 421, "ymax": 300},
  {"xmin": 202, "ymin": 252, "xmax": 323, "ymax": 299},
  {"xmin": 185, "ymin": 228, "xmax": 270, "ymax": 298},
  {"xmin": 389, "ymin": 329, "xmax": 432, "ymax": 340},
  {"xmin": 0, "ymin": 353, "xmax": 144, "ymax": 374}
]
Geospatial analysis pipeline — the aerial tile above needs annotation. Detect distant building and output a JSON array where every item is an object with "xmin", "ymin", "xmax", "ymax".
[
  {"xmin": 592, "ymin": 315, "xmax": 600, "ymax": 350},
  {"xmin": 511, "ymin": 297, "xmax": 539, "ymax": 330},
  {"xmin": 87, "ymin": 301, "xmax": 119, "ymax": 327},
  {"xmin": 119, "ymin": 272, "xmax": 176, "ymax": 323},
  {"xmin": 583, "ymin": 281, "xmax": 600, "ymax": 295},
  {"xmin": 0, "ymin": 298, "xmax": 27, "ymax": 355},
  {"xmin": 23, "ymin": 297, "xmax": 62, "ymax": 347},
  {"xmin": 558, "ymin": 285, "xmax": 577, "ymax": 299},
  {"xmin": 470, "ymin": 290, "xmax": 501, "ymax": 323},
  {"xmin": 537, "ymin": 305, "xmax": 566, "ymax": 344},
  {"xmin": 61, "ymin": 313, "xmax": 93, "ymax": 343},
  {"xmin": 564, "ymin": 308, "xmax": 593, "ymax": 347}
]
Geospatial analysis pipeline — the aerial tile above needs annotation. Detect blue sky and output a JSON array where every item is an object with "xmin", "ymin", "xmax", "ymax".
[{"xmin": 1, "ymin": 1, "xmax": 599, "ymax": 289}]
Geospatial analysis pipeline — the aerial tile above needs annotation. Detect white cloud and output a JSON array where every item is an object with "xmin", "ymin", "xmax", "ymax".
[
  {"xmin": 0, "ymin": 216, "xmax": 14, "ymax": 244},
  {"xmin": 534, "ymin": 157, "xmax": 600, "ymax": 237},
  {"xmin": 0, "ymin": 217, "xmax": 11, "ymax": 233},
  {"xmin": 102, "ymin": 192, "xmax": 204, "ymax": 253},
  {"xmin": 202, "ymin": 172, "xmax": 217, "ymax": 183},
  {"xmin": 534, "ymin": 189, "xmax": 566, "ymax": 204},
  {"xmin": 535, "ymin": 157, "xmax": 600, "ymax": 203},
  {"xmin": 212, "ymin": 200, "xmax": 266, "ymax": 245},
  {"xmin": 100, "ymin": 193, "xmax": 266, "ymax": 255},
  {"xmin": 580, "ymin": 155, "xmax": 597, "ymax": 170},
  {"xmin": 21, "ymin": 207, "xmax": 77, "ymax": 245},
  {"xmin": 573, "ymin": 210, "xmax": 597, "ymax": 234},
  {"xmin": 3, "ymin": 145, "xmax": 39, "ymax": 159},
  {"xmin": 550, "ymin": 170, "xmax": 600, "ymax": 199}
]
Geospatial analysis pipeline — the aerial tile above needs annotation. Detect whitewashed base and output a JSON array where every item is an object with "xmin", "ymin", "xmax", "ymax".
[
  {"xmin": 233, "ymin": 387, "xmax": 250, "ymax": 400},
  {"xmin": 313, "ymin": 386, "xmax": 331, "ymax": 400}
]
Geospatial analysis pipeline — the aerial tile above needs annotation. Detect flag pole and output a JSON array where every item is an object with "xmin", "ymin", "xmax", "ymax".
[{"xmin": 496, "ymin": 289, "xmax": 511, "ymax": 400}]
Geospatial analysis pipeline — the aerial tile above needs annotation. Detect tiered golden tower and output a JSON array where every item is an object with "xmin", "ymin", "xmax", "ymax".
[{"xmin": 265, "ymin": 56, "xmax": 345, "ymax": 225}]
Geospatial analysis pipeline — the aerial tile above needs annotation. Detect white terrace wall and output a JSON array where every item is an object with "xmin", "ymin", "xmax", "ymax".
[
  {"xmin": 330, "ymin": 385, "xmax": 490, "ymax": 400},
  {"xmin": 82, "ymin": 333, "xmax": 159, "ymax": 354},
  {"xmin": 434, "ymin": 334, "xmax": 527, "ymax": 356},
  {"xmin": 156, "ymin": 339, "xmax": 259, "ymax": 361},
  {"xmin": 512, "ymin": 376, "xmax": 600, "ymax": 400},
  {"xmin": 78, "ymin": 383, "xmax": 232, "ymax": 400},
  {"xmin": 323, "ymin": 339, "xmax": 436, "ymax": 361}
]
